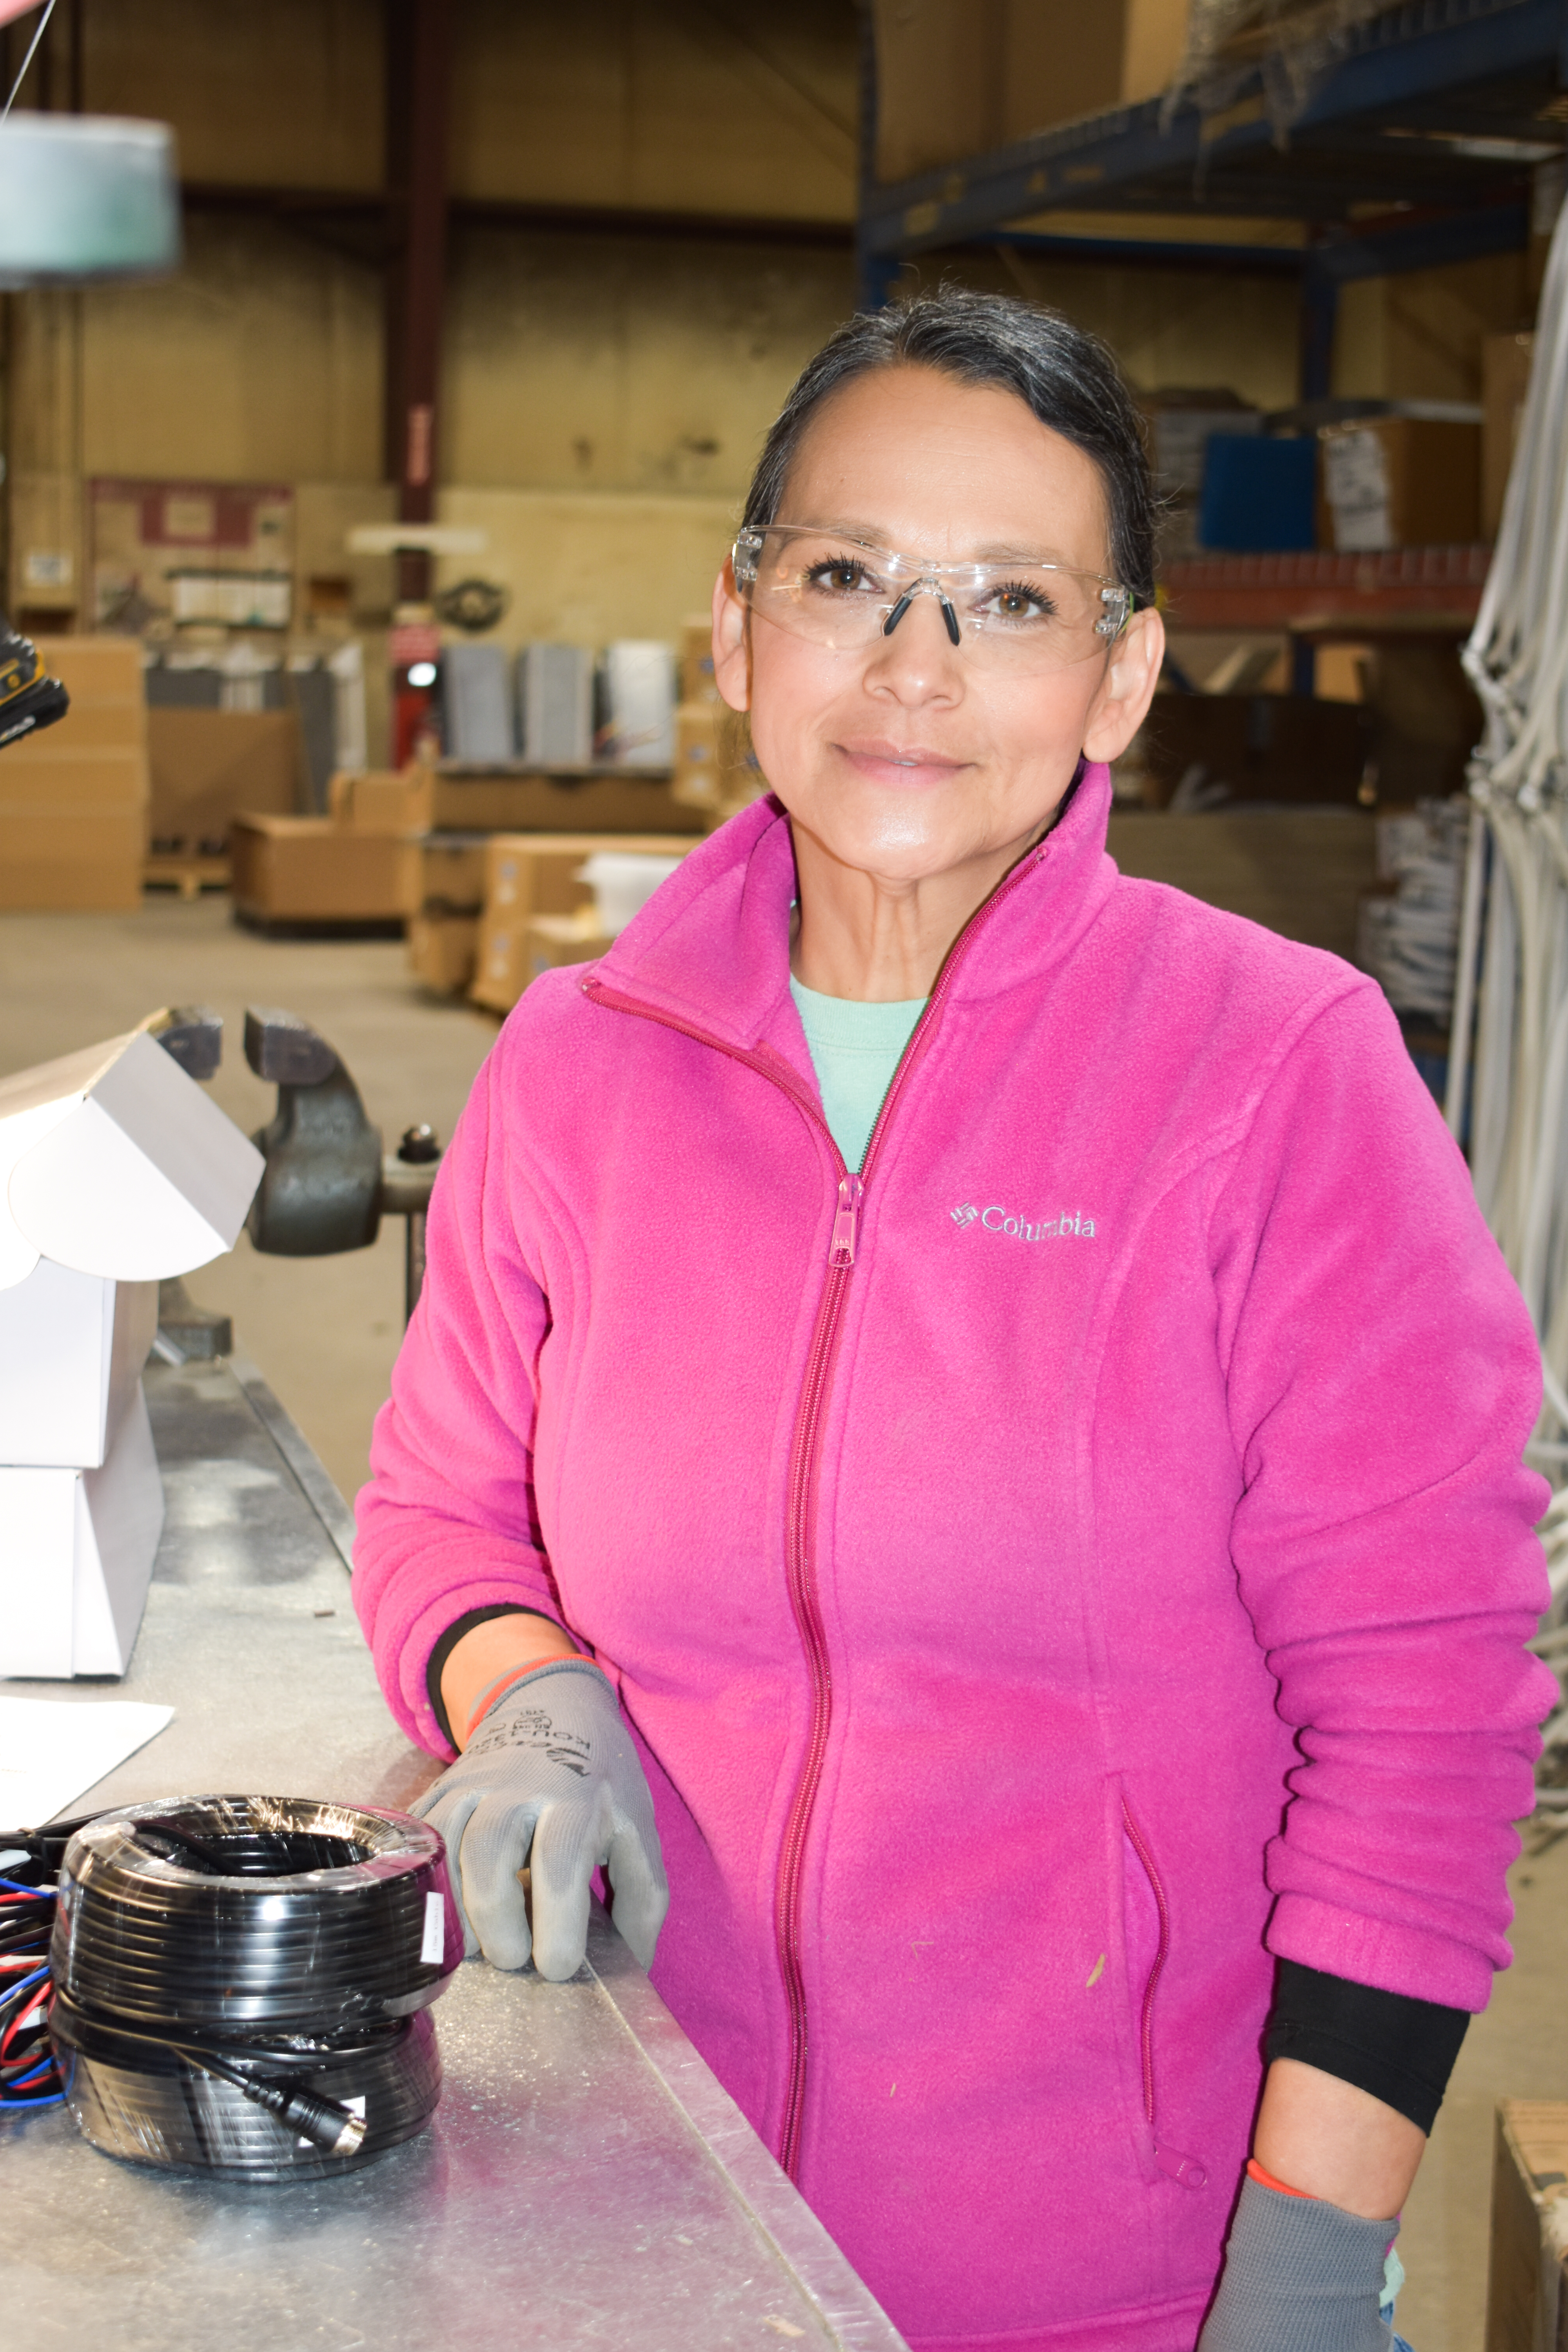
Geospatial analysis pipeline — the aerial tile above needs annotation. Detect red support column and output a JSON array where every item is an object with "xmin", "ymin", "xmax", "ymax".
[{"xmin": 385, "ymin": 0, "xmax": 452, "ymax": 609}]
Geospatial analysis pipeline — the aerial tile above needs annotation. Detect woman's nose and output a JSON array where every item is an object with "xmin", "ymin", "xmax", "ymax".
[{"xmin": 864, "ymin": 584, "xmax": 965, "ymax": 698}]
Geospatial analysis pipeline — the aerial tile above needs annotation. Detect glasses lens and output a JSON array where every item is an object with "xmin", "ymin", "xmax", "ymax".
[
  {"xmin": 957, "ymin": 563, "xmax": 1108, "ymax": 671},
  {"xmin": 744, "ymin": 529, "xmax": 903, "ymax": 653},
  {"xmin": 739, "ymin": 529, "xmax": 1122, "ymax": 673}
]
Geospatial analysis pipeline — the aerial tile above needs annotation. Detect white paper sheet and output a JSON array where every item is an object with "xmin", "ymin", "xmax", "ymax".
[{"xmin": 0, "ymin": 1697, "xmax": 173, "ymax": 1829}]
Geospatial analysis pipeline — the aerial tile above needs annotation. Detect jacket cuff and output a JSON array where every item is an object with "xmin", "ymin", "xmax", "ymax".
[{"xmin": 1267, "ymin": 1891, "xmax": 1495, "ymax": 2014}]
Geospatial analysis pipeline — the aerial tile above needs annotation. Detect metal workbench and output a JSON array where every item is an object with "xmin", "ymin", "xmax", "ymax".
[{"xmin": 0, "ymin": 1352, "xmax": 907, "ymax": 2352}]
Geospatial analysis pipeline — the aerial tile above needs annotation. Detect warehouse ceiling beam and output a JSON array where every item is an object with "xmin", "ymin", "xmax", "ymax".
[
  {"xmin": 178, "ymin": 183, "xmax": 852, "ymax": 262},
  {"xmin": 384, "ymin": 0, "xmax": 452, "ymax": 606}
]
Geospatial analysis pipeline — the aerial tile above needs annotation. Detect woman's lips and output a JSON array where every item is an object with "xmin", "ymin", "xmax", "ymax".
[{"xmin": 836, "ymin": 740, "xmax": 969, "ymax": 789}]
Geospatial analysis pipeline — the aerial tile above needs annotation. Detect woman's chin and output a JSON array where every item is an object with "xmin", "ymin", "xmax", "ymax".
[{"xmin": 784, "ymin": 788, "xmax": 1056, "ymax": 888}]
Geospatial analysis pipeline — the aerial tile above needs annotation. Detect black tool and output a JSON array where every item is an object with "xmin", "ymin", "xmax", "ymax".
[
  {"xmin": 0, "ymin": 616, "xmax": 69, "ymax": 750},
  {"xmin": 243, "ymin": 1007, "xmax": 442, "ymax": 1318}
]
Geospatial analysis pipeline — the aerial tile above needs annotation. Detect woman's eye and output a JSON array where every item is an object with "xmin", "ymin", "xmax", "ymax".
[
  {"xmin": 804, "ymin": 558, "xmax": 874, "ymax": 594},
  {"xmin": 980, "ymin": 581, "xmax": 1054, "ymax": 622}
]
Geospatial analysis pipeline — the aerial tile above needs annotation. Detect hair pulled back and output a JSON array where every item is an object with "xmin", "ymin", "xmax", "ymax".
[{"xmin": 742, "ymin": 288, "xmax": 1156, "ymax": 605}]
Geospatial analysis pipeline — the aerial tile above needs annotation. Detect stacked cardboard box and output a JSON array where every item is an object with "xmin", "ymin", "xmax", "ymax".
[
  {"xmin": 871, "ymin": 0, "xmax": 1190, "ymax": 181},
  {"xmin": 470, "ymin": 833, "xmax": 694, "ymax": 1014},
  {"xmin": 147, "ymin": 707, "xmax": 302, "ymax": 853},
  {"xmin": 401, "ymin": 831, "xmax": 489, "ymax": 997},
  {"xmin": 230, "ymin": 766, "xmax": 426, "ymax": 929},
  {"xmin": 671, "ymin": 619, "xmax": 768, "ymax": 829},
  {"xmin": 1318, "ymin": 417, "xmax": 1482, "ymax": 551},
  {"xmin": 0, "ymin": 637, "xmax": 148, "ymax": 910}
]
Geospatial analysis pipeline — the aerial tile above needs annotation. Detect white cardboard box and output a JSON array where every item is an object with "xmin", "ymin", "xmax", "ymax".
[
  {"xmin": 0, "ymin": 1025, "xmax": 262, "ymax": 1678},
  {"xmin": 0, "ymin": 1385, "xmax": 165, "ymax": 1679},
  {"xmin": 0, "ymin": 1259, "xmax": 156, "ymax": 1468}
]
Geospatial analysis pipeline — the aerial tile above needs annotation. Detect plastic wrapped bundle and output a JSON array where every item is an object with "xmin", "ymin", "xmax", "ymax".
[{"xmin": 49, "ymin": 1795, "xmax": 459, "ymax": 2180}]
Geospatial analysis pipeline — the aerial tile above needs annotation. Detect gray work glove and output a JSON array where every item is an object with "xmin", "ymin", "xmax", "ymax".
[
  {"xmin": 1198, "ymin": 2174, "xmax": 1399, "ymax": 2352},
  {"xmin": 413, "ymin": 1659, "xmax": 668, "ymax": 1981}
]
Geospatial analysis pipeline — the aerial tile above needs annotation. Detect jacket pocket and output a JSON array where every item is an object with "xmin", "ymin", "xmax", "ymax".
[{"xmin": 1121, "ymin": 1798, "xmax": 1207, "ymax": 2190}]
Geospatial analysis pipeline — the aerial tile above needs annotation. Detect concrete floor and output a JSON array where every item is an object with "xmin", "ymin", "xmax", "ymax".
[{"xmin": 0, "ymin": 894, "xmax": 1563, "ymax": 2347}]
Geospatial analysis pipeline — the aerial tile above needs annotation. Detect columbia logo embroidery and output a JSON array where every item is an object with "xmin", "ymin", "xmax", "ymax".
[{"xmin": 952, "ymin": 1202, "xmax": 1097, "ymax": 1241}]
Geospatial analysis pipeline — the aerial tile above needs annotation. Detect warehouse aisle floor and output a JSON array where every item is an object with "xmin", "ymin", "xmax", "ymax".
[
  {"xmin": 0, "ymin": 895, "xmax": 1560, "ymax": 2349},
  {"xmin": 0, "ymin": 897, "xmax": 498, "ymax": 1506}
]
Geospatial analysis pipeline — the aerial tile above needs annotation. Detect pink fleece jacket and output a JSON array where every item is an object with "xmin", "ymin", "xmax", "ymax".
[{"xmin": 356, "ymin": 764, "xmax": 1553, "ymax": 2352}]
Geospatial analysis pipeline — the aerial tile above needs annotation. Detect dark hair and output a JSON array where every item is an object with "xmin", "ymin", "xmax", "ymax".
[{"xmin": 742, "ymin": 288, "xmax": 1156, "ymax": 604}]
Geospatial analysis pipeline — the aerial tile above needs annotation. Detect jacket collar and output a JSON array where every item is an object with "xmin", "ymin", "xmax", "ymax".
[{"xmin": 586, "ymin": 760, "xmax": 1118, "ymax": 1053}]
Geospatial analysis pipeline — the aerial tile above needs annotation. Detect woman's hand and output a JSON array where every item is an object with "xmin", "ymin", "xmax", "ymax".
[{"xmin": 414, "ymin": 1655, "xmax": 669, "ymax": 1978}]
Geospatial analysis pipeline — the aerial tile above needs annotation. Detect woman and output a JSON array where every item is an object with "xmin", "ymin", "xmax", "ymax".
[{"xmin": 356, "ymin": 291, "xmax": 1552, "ymax": 2352}]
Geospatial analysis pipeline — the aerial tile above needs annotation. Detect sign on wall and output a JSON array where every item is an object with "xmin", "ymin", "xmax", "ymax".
[{"xmin": 89, "ymin": 478, "xmax": 296, "ymax": 633}]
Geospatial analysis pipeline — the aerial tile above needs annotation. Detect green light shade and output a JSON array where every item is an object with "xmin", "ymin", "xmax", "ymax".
[{"xmin": 0, "ymin": 113, "xmax": 180, "ymax": 286}]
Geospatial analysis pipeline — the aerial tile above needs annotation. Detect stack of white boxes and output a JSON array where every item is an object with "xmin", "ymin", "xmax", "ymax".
[{"xmin": 0, "ymin": 1029, "xmax": 262, "ymax": 1679}]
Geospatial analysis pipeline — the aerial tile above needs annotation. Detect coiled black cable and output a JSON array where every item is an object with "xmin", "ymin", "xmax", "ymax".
[{"xmin": 38, "ymin": 1794, "xmax": 459, "ymax": 2180}]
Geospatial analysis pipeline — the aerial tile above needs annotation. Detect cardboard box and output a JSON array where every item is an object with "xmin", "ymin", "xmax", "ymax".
[
  {"xmin": 470, "ymin": 831, "xmax": 693, "ymax": 1013},
  {"xmin": 1484, "ymin": 332, "xmax": 1535, "ymax": 540},
  {"xmin": 230, "ymin": 815, "xmax": 407, "ymax": 926},
  {"xmin": 1107, "ymin": 809, "xmax": 1376, "ymax": 962},
  {"xmin": 1142, "ymin": 692, "xmax": 1370, "ymax": 807},
  {"xmin": 1319, "ymin": 417, "xmax": 1482, "ymax": 551},
  {"xmin": 148, "ymin": 708, "xmax": 301, "ymax": 849},
  {"xmin": 0, "ymin": 1025, "xmax": 261, "ymax": 1678},
  {"xmin": 328, "ymin": 767, "xmax": 423, "ymax": 832},
  {"xmin": 0, "ymin": 1386, "xmax": 166, "ymax": 1677},
  {"xmin": 0, "ymin": 1261, "xmax": 156, "ymax": 1468},
  {"xmin": 399, "ymin": 832, "xmax": 490, "ymax": 918},
  {"xmin": 0, "ymin": 635, "xmax": 148, "ymax": 905},
  {"xmin": 525, "ymin": 911, "xmax": 617, "ymax": 974},
  {"xmin": 873, "ymin": 0, "xmax": 1189, "ymax": 181},
  {"xmin": 673, "ymin": 701, "xmax": 724, "ymax": 813},
  {"xmin": 1485, "ymin": 2101, "xmax": 1568, "ymax": 2351},
  {"xmin": 672, "ymin": 702, "xmax": 769, "ymax": 829},
  {"xmin": 0, "ymin": 808, "xmax": 146, "ymax": 910},
  {"xmin": 408, "ymin": 911, "xmax": 479, "ymax": 996},
  {"xmin": 414, "ymin": 766, "xmax": 702, "ymax": 836},
  {"xmin": 679, "ymin": 616, "xmax": 720, "ymax": 707}
]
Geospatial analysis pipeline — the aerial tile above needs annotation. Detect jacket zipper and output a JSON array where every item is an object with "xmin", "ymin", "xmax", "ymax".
[
  {"xmin": 1121, "ymin": 1799, "xmax": 1206, "ymax": 2190},
  {"xmin": 583, "ymin": 842, "xmax": 1049, "ymax": 2178}
]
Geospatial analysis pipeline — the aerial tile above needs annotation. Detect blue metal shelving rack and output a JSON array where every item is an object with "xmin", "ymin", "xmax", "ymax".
[{"xmin": 856, "ymin": 0, "xmax": 1568, "ymax": 395}]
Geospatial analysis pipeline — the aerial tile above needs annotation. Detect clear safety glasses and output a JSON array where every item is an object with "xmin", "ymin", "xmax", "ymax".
[{"xmin": 733, "ymin": 524, "xmax": 1132, "ymax": 675}]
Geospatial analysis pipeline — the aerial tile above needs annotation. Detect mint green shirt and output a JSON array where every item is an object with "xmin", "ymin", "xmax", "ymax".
[{"xmin": 789, "ymin": 977, "xmax": 926, "ymax": 1172}]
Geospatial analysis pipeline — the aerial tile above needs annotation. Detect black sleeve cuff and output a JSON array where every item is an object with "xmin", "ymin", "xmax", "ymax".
[
  {"xmin": 1263, "ymin": 1958, "xmax": 1470, "ymax": 2135},
  {"xmin": 426, "ymin": 1604, "xmax": 548, "ymax": 1747}
]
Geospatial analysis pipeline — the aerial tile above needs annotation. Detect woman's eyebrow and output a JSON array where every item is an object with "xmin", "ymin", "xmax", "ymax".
[{"xmin": 789, "ymin": 519, "xmax": 1082, "ymax": 568}]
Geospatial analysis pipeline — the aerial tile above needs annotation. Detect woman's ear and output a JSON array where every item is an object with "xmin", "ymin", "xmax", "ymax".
[
  {"xmin": 1081, "ymin": 605, "xmax": 1164, "ymax": 765},
  {"xmin": 711, "ymin": 559, "xmax": 751, "ymax": 713}
]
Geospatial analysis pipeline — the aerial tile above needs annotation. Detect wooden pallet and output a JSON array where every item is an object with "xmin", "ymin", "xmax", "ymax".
[{"xmin": 143, "ymin": 852, "xmax": 232, "ymax": 900}]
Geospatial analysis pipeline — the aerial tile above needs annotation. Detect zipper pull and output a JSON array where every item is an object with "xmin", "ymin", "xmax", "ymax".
[
  {"xmin": 1155, "ymin": 2145, "xmax": 1208, "ymax": 2190},
  {"xmin": 829, "ymin": 1171, "xmax": 863, "ymax": 1268}
]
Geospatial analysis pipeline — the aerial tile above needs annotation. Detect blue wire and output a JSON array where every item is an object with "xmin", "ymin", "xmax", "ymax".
[
  {"xmin": 0, "ymin": 1876, "xmax": 53, "ymax": 1896},
  {"xmin": 0, "ymin": 2091, "xmax": 64, "ymax": 2112},
  {"xmin": 0, "ymin": 1968, "xmax": 49, "ymax": 2019},
  {"xmin": 5, "ymin": 2062, "xmax": 54, "ymax": 2089}
]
